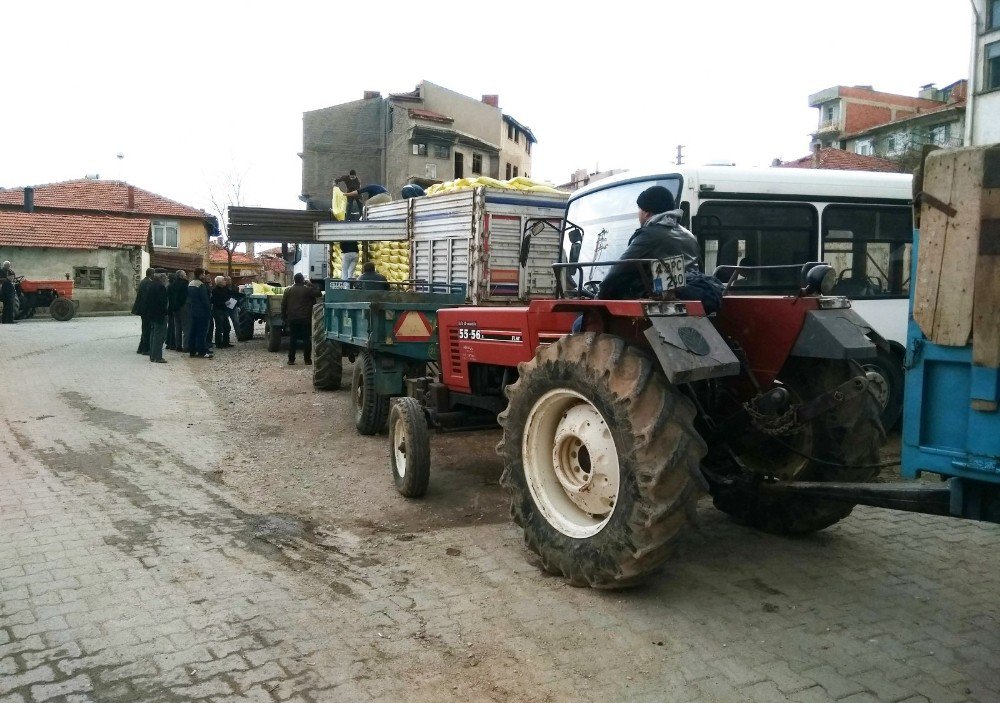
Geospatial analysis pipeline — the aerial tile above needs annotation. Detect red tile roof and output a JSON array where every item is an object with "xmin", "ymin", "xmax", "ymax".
[
  {"xmin": 408, "ymin": 108, "xmax": 453, "ymax": 124},
  {"xmin": 0, "ymin": 179, "xmax": 207, "ymax": 219},
  {"xmin": 209, "ymin": 245, "xmax": 257, "ymax": 266},
  {"xmin": 778, "ymin": 148, "xmax": 906, "ymax": 173},
  {"xmin": 0, "ymin": 211, "xmax": 149, "ymax": 250}
]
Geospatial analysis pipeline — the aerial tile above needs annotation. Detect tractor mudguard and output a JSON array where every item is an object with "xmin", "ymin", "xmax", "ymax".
[
  {"xmin": 790, "ymin": 309, "xmax": 878, "ymax": 360},
  {"xmin": 643, "ymin": 316, "xmax": 741, "ymax": 384}
]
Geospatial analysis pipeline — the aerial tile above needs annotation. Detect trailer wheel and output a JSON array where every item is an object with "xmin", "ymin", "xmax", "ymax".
[
  {"xmin": 353, "ymin": 350, "xmax": 390, "ymax": 435},
  {"xmin": 861, "ymin": 347, "xmax": 904, "ymax": 430},
  {"xmin": 498, "ymin": 333, "xmax": 706, "ymax": 589},
  {"xmin": 266, "ymin": 321, "xmax": 282, "ymax": 352},
  {"xmin": 311, "ymin": 302, "xmax": 342, "ymax": 390},
  {"xmin": 236, "ymin": 308, "xmax": 255, "ymax": 341},
  {"xmin": 710, "ymin": 358, "xmax": 884, "ymax": 535},
  {"xmin": 390, "ymin": 397, "xmax": 431, "ymax": 498}
]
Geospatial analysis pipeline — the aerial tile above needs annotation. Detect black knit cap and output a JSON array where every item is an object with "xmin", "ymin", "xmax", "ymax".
[{"xmin": 636, "ymin": 186, "xmax": 675, "ymax": 214}]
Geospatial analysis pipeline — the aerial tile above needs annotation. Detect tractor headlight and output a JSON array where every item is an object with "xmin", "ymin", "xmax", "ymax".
[{"xmin": 804, "ymin": 264, "xmax": 836, "ymax": 295}]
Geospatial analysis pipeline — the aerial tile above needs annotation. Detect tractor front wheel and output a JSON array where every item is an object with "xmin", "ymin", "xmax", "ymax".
[
  {"xmin": 390, "ymin": 397, "xmax": 431, "ymax": 498},
  {"xmin": 710, "ymin": 358, "xmax": 884, "ymax": 534},
  {"xmin": 499, "ymin": 332, "xmax": 706, "ymax": 589},
  {"xmin": 49, "ymin": 297, "xmax": 75, "ymax": 321}
]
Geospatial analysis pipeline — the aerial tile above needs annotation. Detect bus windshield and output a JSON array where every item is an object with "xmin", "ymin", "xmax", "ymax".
[{"xmin": 564, "ymin": 177, "xmax": 682, "ymax": 282}]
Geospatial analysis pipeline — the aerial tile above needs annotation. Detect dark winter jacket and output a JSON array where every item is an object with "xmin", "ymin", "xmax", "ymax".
[
  {"xmin": 281, "ymin": 282, "xmax": 321, "ymax": 322},
  {"xmin": 598, "ymin": 210, "xmax": 701, "ymax": 300},
  {"xmin": 187, "ymin": 280, "xmax": 212, "ymax": 317},
  {"xmin": 356, "ymin": 270, "xmax": 390, "ymax": 291},
  {"xmin": 146, "ymin": 280, "xmax": 169, "ymax": 319},
  {"xmin": 131, "ymin": 276, "xmax": 154, "ymax": 316},
  {"xmin": 167, "ymin": 276, "xmax": 188, "ymax": 312},
  {"xmin": 211, "ymin": 285, "xmax": 233, "ymax": 312}
]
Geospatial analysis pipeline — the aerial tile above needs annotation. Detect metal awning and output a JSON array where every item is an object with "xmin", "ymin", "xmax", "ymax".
[
  {"xmin": 227, "ymin": 207, "xmax": 332, "ymax": 243},
  {"xmin": 315, "ymin": 220, "xmax": 408, "ymax": 243}
]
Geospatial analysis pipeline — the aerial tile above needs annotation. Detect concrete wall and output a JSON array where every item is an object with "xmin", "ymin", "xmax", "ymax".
[
  {"xmin": 421, "ymin": 82, "xmax": 499, "ymax": 143},
  {"xmin": 302, "ymin": 98, "xmax": 386, "ymax": 211},
  {"xmin": 179, "ymin": 218, "xmax": 209, "ymax": 266},
  {"xmin": 0, "ymin": 246, "xmax": 143, "ymax": 312},
  {"xmin": 967, "ymin": 2, "xmax": 1000, "ymax": 145}
]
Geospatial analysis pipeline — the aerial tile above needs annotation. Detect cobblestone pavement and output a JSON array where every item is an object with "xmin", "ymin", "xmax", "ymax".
[{"xmin": 1, "ymin": 317, "xmax": 998, "ymax": 703}]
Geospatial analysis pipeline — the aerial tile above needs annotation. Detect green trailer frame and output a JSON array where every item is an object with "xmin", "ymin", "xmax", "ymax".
[
  {"xmin": 239, "ymin": 291, "xmax": 285, "ymax": 350},
  {"xmin": 318, "ymin": 283, "xmax": 466, "ymax": 396}
]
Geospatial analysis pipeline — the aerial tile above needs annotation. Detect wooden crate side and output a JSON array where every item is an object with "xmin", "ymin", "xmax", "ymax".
[
  {"xmin": 972, "ymin": 147, "xmax": 1000, "ymax": 368},
  {"xmin": 914, "ymin": 147, "xmax": 983, "ymax": 346}
]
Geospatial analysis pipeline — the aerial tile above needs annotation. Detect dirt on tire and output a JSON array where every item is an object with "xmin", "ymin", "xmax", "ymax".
[{"xmin": 498, "ymin": 332, "xmax": 706, "ymax": 589}]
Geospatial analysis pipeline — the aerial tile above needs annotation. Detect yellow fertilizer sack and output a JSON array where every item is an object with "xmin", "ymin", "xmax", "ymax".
[
  {"xmin": 331, "ymin": 187, "xmax": 348, "ymax": 221},
  {"xmin": 425, "ymin": 176, "xmax": 565, "ymax": 197}
]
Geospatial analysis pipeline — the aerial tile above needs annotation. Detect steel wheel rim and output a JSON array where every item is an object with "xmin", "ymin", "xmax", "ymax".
[
  {"xmin": 522, "ymin": 389, "xmax": 620, "ymax": 538},
  {"xmin": 392, "ymin": 416, "xmax": 407, "ymax": 478},
  {"xmin": 862, "ymin": 363, "xmax": 890, "ymax": 410},
  {"xmin": 354, "ymin": 369, "xmax": 364, "ymax": 422}
]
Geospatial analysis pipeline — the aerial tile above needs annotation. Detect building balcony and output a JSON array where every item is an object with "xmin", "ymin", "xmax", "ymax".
[{"xmin": 814, "ymin": 120, "xmax": 841, "ymax": 134}]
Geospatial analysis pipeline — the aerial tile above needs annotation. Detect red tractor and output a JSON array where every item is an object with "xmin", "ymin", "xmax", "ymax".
[
  {"xmin": 14, "ymin": 277, "xmax": 77, "ymax": 321},
  {"xmin": 376, "ymin": 223, "xmax": 886, "ymax": 589}
]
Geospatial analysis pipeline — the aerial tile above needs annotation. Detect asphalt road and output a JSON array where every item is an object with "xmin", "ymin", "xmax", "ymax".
[{"xmin": 1, "ymin": 316, "xmax": 997, "ymax": 703}]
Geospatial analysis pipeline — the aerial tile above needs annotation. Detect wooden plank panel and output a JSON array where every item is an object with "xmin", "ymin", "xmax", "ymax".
[
  {"xmin": 915, "ymin": 148, "xmax": 983, "ymax": 346},
  {"xmin": 972, "ymin": 147, "xmax": 1000, "ymax": 368}
]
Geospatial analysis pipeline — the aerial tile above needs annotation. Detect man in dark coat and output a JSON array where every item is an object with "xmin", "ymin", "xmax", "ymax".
[
  {"xmin": 187, "ymin": 268, "xmax": 212, "ymax": 358},
  {"xmin": 281, "ymin": 273, "xmax": 322, "ymax": 365},
  {"xmin": 147, "ymin": 273, "xmax": 170, "ymax": 363},
  {"xmin": 355, "ymin": 261, "xmax": 390, "ymax": 291},
  {"xmin": 167, "ymin": 270, "xmax": 188, "ymax": 351},
  {"xmin": 132, "ymin": 268, "xmax": 156, "ymax": 354},
  {"xmin": 0, "ymin": 265, "xmax": 15, "ymax": 324},
  {"xmin": 211, "ymin": 275, "xmax": 233, "ymax": 348},
  {"xmin": 598, "ymin": 185, "xmax": 722, "ymax": 313}
]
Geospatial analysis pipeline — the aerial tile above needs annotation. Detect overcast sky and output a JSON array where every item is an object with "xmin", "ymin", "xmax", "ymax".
[{"xmin": 0, "ymin": 1, "xmax": 972, "ymax": 218}]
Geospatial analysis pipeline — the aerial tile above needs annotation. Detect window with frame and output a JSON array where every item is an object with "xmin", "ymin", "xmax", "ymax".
[
  {"xmin": 987, "ymin": 41, "xmax": 1000, "ymax": 91},
  {"xmin": 152, "ymin": 220, "xmax": 179, "ymax": 248},
  {"xmin": 694, "ymin": 202, "xmax": 818, "ymax": 290},
  {"xmin": 507, "ymin": 123, "xmax": 514, "ymax": 140},
  {"xmin": 472, "ymin": 152, "xmax": 483, "ymax": 174},
  {"xmin": 822, "ymin": 205, "xmax": 912, "ymax": 299},
  {"xmin": 514, "ymin": 130, "xmax": 520, "ymax": 144},
  {"xmin": 526, "ymin": 140, "xmax": 531, "ymax": 155},
  {"xmin": 433, "ymin": 144, "xmax": 449, "ymax": 158},
  {"xmin": 505, "ymin": 163, "xmax": 512, "ymax": 180},
  {"xmin": 885, "ymin": 132, "xmax": 908, "ymax": 155},
  {"xmin": 412, "ymin": 143, "xmax": 428, "ymax": 156},
  {"xmin": 930, "ymin": 123, "xmax": 951, "ymax": 146},
  {"xmin": 991, "ymin": 0, "xmax": 1000, "ymax": 30},
  {"xmin": 73, "ymin": 266, "xmax": 104, "ymax": 289},
  {"xmin": 512, "ymin": 165, "xmax": 519, "ymax": 178},
  {"xmin": 855, "ymin": 139, "xmax": 874, "ymax": 156},
  {"xmin": 425, "ymin": 163, "xmax": 438, "ymax": 179}
]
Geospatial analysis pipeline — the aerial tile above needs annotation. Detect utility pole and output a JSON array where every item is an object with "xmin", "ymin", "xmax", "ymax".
[{"xmin": 675, "ymin": 145, "xmax": 685, "ymax": 165}]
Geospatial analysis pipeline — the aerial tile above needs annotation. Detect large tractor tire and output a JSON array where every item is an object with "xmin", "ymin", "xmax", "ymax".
[
  {"xmin": 710, "ymin": 358, "xmax": 884, "ymax": 535},
  {"xmin": 49, "ymin": 297, "xmax": 75, "ymax": 321},
  {"xmin": 236, "ymin": 310, "xmax": 255, "ymax": 341},
  {"xmin": 860, "ymin": 347, "xmax": 904, "ymax": 430},
  {"xmin": 498, "ymin": 332, "xmax": 707, "ymax": 589},
  {"xmin": 312, "ymin": 302, "xmax": 342, "ymax": 391},
  {"xmin": 265, "ymin": 321, "xmax": 282, "ymax": 352},
  {"xmin": 390, "ymin": 397, "xmax": 431, "ymax": 498},
  {"xmin": 352, "ymin": 350, "xmax": 390, "ymax": 435}
]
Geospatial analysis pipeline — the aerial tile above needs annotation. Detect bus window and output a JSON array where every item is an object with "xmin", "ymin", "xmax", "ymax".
[
  {"xmin": 694, "ymin": 202, "xmax": 818, "ymax": 290},
  {"xmin": 822, "ymin": 205, "xmax": 911, "ymax": 299},
  {"xmin": 564, "ymin": 177, "xmax": 682, "ymax": 282}
]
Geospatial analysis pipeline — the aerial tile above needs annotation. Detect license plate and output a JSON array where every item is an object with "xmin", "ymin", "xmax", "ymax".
[{"xmin": 652, "ymin": 256, "xmax": 686, "ymax": 293}]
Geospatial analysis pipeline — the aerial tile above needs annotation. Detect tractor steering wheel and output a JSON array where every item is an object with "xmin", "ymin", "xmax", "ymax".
[{"xmin": 579, "ymin": 280, "xmax": 601, "ymax": 299}]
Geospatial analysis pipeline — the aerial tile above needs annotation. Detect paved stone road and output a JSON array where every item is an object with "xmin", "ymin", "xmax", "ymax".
[{"xmin": 1, "ymin": 317, "xmax": 998, "ymax": 702}]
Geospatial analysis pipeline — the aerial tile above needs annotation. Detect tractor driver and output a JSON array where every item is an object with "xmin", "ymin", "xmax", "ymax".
[
  {"xmin": 1, "ymin": 260, "xmax": 14, "ymax": 280},
  {"xmin": 1, "ymin": 261, "xmax": 15, "ymax": 324},
  {"xmin": 597, "ymin": 186, "xmax": 723, "ymax": 313}
]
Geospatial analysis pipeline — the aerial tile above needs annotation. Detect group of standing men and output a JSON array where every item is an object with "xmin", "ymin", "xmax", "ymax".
[{"xmin": 132, "ymin": 268, "xmax": 245, "ymax": 363}]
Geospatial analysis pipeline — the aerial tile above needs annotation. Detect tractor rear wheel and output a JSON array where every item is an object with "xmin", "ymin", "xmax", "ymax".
[
  {"xmin": 352, "ymin": 350, "xmax": 389, "ymax": 435},
  {"xmin": 266, "ymin": 321, "xmax": 281, "ymax": 352},
  {"xmin": 710, "ymin": 358, "xmax": 884, "ymax": 534},
  {"xmin": 312, "ymin": 302, "xmax": 342, "ymax": 390},
  {"xmin": 49, "ymin": 297, "xmax": 75, "ymax": 321},
  {"xmin": 499, "ymin": 332, "xmax": 707, "ymax": 589},
  {"xmin": 237, "ymin": 309, "xmax": 255, "ymax": 341}
]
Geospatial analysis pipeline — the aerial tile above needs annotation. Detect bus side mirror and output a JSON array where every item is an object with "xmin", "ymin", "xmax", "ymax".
[
  {"xmin": 567, "ymin": 227, "xmax": 583, "ymax": 263},
  {"xmin": 519, "ymin": 221, "xmax": 547, "ymax": 268}
]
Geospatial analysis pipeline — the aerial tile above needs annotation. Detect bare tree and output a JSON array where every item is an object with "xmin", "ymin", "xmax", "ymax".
[{"xmin": 207, "ymin": 169, "xmax": 250, "ymax": 277}]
